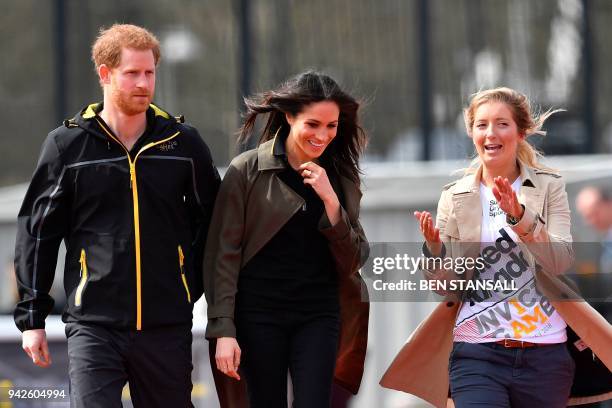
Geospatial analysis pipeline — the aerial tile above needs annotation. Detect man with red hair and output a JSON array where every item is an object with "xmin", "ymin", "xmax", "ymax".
[{"xmin": 14, "ymin": 24, "xmax": 220, "ymax": 407}]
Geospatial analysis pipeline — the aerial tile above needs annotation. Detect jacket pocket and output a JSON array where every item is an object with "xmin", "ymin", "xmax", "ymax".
[
  {"xmin": 75, "ymin": 249, "xmax": 89, "ymax": 307},
  {"xmin": 443, "ymin": 216, "xmax": 460, "ymax": 240},
  {"xmin": 178, "ymin": 245, "xmax": 191, "ymax": 303}
]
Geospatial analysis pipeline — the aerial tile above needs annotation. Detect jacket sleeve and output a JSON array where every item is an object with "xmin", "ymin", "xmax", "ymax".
[
  {"xmin": 318, "ymin": 197, "xmax": 370, "ymax": 279},
  {"xmin": 421, "ymin": 188, "xmax": 453, "ymax": 279},
  {"xmin": 14, "ymin": 133, "xmax": 69, "ymax": 332},
  {"xmin": 511, "ymin": 176, "xmax": 574, "ymax": 276},
  {"xmin": 185, "ymin": 128, "xmax": 221, "ymax": 302},
  {"xmin": 418, "ymin": 186, "xmax": 475, "ymax": 300},
  {"xmin": 203, "ymin": 161, "xmax": 246, "ymax": 339}
]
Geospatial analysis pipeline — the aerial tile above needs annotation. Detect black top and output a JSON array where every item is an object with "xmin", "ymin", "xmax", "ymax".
[{"xmin": 237, "ymin": 164, "xmax": 339, "ymax": 312}]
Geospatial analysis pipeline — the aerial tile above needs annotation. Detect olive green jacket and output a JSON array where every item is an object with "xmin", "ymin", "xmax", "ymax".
[{"xmin": 203, "ymin": 136, "xmax": 370, "ymax": 394}]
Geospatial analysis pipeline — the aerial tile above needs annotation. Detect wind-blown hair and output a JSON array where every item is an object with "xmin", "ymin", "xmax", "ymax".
[
  {"xmin": 463, "ymin": 87, "xmax": 562, "ymax": 172},
  {"xmin": 238, "ymin": 71, "xmax": 368, "ymax": 184}
]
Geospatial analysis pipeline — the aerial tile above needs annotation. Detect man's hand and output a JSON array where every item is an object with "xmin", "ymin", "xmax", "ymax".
[{"xmin": 22, "ymin": 329, "xmax": 52, "ymax": 368}]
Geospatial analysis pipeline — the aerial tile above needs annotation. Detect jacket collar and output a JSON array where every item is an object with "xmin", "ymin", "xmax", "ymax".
[
  {"xmin": 255, "ymin": 132, "xmax": 363, "ymax": 218},
  {"xmin": 257, "ymin": 134, "xmax": 287, "ymax": 171},
  {"xmin": 68, "ymin": 102, "xmax": 183, "ymax": 142},
  {"xmin": 453, "ymin": 160, "xmax": 537, "ymax": 194},
  {"xmin": 450, "ymin": 160, "xmax": 541, "ymax": 244},
  {"xmin": 78, "ymin": 102, "xmax": 178, "ymax": 122}
]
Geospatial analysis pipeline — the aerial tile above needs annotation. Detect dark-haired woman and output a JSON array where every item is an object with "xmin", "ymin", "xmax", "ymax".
[{"xmin": 203, "ymin": 71, "xmax": 369, "ymax": 408}]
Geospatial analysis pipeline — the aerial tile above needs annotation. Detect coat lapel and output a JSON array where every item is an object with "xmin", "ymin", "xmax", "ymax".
[
  {"xmin": 518, "ymin": 163, "xmax": 544, "ymax": 215},
  {"xmin": 451, "ymin": 163, "xmax": 545, "ymax": 243},
  {"xmin": 243, "ymin": 137, "xmax": 363, "ymax": 264},
  {"xmin": 242, "ymin": 138, "xmax": 304, "ymax": 266},
  {"xmin": 452, "ymin": 169, "xmax": 482, "ymax": 244},
  {"xmin": 244, "ymin": 137, "xmax": 363, "ymax": 268}
]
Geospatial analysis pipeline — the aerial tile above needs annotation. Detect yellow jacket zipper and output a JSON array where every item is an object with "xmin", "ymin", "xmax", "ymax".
[
  {"xmin": 95, "ymin": 118, "xmax": 180, "ymax": 330},
  {"xmin": 75, "ymin": 249, "xmax": 88, "ymax": 307},
  {"xmin": 178, "ymin": 246, "xmax": 191, "ymax": 303}
]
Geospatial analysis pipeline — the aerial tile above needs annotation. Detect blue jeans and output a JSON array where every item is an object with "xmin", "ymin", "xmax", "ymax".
[{"xmin": 449, "ymin": 342, "xmax": 575, "ymax": 408}]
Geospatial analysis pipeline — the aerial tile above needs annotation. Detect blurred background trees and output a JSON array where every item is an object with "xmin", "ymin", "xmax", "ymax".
[{"xmin": 1, "ymin": 0, "xmax": 610, "ymax": 186}]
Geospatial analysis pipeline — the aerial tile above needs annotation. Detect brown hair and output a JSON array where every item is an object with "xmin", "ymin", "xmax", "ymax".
[
  {"xmin": 238, "ymin": 70, "xmax": 368, "ymax": 185},
  {"xmin": 463, "ymin": 87, "xmax": 562, "ymax": 171},
  {"xmin": 91, "ymin": 24, "xmax": 161, "ymax": 70}
]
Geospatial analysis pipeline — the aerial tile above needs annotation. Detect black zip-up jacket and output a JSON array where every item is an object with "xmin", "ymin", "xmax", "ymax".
[{"xmin": 14, "ymin": 103, "xmax": 220, "ymax": 331}]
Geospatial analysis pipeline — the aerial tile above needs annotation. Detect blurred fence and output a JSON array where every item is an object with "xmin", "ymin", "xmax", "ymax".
[{"xmin": 2, "ymin": 0, "xmax": 612, "ymax": 187}]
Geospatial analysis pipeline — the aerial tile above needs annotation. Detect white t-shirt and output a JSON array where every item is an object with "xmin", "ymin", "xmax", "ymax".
[{"xmin": 453, "ymin": 178, "xmax": 567, "ymax": 343}]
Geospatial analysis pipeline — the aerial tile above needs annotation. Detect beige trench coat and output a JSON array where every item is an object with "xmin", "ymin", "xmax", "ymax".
[{"xmin": 380, "ymin": 162, "xmax": 612, "ymax": 407}]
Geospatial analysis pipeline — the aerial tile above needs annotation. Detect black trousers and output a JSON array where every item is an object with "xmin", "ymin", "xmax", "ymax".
[
  {"xmin": 65, "ymin": 322, "xmax": 194, "ymax": 408},
  {"xmin": 236, "ymin": 309, "xmax": 340, "ymax": 408}
]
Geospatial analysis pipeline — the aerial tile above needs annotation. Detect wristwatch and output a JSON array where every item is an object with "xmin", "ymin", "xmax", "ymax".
[{"xmin": 506, "ymin": 204, "xmax": 525, "ymax": 225}]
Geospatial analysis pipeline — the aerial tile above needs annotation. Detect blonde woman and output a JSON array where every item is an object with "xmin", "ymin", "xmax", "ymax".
[{"xmin": 381, "ymin": 87, "xmax": 612, "ymax": 407}]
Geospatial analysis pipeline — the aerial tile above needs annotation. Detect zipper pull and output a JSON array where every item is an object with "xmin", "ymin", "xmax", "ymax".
[
  {"xmin": 178, "ymin": 246, "xmax": 184, "ymax": 267},
  {"xmin": 79, "ymin": 249, "xmax": 86, "ymax": 277},
  {"xmin": 129, "ymin": 163, "xmax": 135, "ymax": 189},
  {"xmin": 107, "ymin": 141, "xmax": 111, "ymax": 150}
]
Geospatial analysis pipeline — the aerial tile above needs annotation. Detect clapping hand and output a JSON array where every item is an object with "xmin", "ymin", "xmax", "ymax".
[
  {"xmin": 414, "ymin": 211, "xmax": 442, "ymax": 256},
  {"xmin": 491, "ymin": 176, "xmax": 524, "ymax": 220}
]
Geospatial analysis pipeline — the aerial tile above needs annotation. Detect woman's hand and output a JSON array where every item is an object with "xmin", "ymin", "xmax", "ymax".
[
  {"xmin": 299, "ymin": 162, "xmax": 341, "ymax": 225},
  {"xmin": 414, "ymin": 211, "xmax": 442, "ymax": 256},
  {"xmin": 492, "ymin": 176, "xmax": 524, "ymax": 220},
  {"xmin": 215, "ymin": 337, "xmax": 241, "ymax": 380}
]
